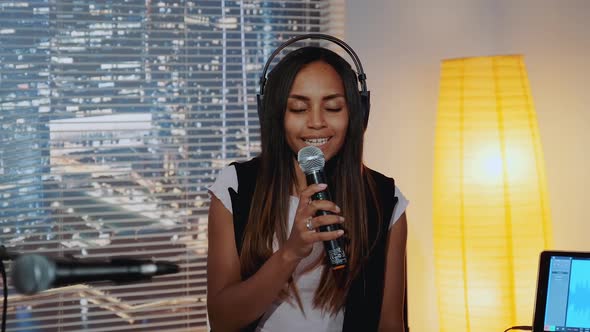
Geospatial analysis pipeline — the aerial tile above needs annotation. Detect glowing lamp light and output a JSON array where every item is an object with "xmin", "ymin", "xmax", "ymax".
[{"xmin": 433, "ymin": 55, "xmax": 553, "ymax": 332}]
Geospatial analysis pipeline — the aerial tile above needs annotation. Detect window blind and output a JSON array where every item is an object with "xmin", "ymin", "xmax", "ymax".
[{"xmin": 0, "ymin": 0, "xmax": 344, "ymax": 331}]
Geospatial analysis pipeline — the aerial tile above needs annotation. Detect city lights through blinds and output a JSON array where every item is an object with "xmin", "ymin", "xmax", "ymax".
[{"xmin": 0, "ymin": 0, "xmax": 344, "ymax": 330}]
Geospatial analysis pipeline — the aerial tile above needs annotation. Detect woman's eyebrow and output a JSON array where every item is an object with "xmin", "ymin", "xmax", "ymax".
[
  {"xmin": 322, "ymin": 93, "xmax": 345, "ymax": 101},
  {"xmin": 288, "ymin": 93, "xmax": 345, "ymax": 101},
  {"xmin": 288, "ymin": 94, "xmax": 310, "ymax": 101}
]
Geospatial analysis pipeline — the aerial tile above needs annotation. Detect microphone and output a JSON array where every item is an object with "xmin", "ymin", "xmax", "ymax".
[
  {"xmin": 297, "ymin": 145, "xmax": 347, "ymax": 270},
  {"xmin": 11, "ymin": 254, "xmax": 180, "ymax": 295}
]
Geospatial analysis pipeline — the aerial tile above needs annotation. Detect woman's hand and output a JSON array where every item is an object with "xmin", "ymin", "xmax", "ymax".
[{"xmin": 282, "ymin": 183, "xmax": 345, "ymax": 261}]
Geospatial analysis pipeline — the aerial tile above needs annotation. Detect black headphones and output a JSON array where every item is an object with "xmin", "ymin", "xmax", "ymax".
[{"xmin": 256, "ymin": 33, "xmax": 371, "ymax": 130}]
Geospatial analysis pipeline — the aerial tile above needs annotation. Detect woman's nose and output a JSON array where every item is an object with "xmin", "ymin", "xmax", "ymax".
[{"xmin": 307, "ymin": 107, "xmax": 326, "ymax": 129}]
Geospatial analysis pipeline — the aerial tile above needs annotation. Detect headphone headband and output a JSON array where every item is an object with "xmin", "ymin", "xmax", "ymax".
[
  {"xmin": 257, "ymin": 33, "xmax": 371, "ymax": 130},
  {"xmin": 258, "ymin": 33, "xmax": 368, "ymax": 96}
]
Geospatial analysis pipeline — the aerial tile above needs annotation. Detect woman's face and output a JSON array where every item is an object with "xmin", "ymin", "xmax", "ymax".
[{"xmin": 284, "ymin": 61, "xmax": 349, "ymax": 162}]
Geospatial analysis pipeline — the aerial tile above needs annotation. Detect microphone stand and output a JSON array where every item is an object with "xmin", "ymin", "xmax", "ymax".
[
  {"xmin": 0, "ymin": 245, "xmax": 13, "ymax": 332},
  {"xmin": 0, "ymin": 246, "xmax": 18, "ymax": 261}
]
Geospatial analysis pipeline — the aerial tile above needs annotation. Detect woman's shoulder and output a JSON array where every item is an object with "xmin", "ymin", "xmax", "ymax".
[
  {"xmin": 209, "ymin": 164, "xmax": 237, "ymax": 197},
  {"xmin": 208, "ymin": 157, "xmax": 261, "ymax": 215},
  {"xmin": 230, "ymin": 156, "xmax": 260, "ymax": 172},
  {"xmin": 211, "ymin": 157, "xmax": 261, "ymax": 195},
  {"xmin": 364, "ymin": 167, "xmax": 410, "ymax": 228},
  {"xmin": 214, "ymin": 156, "xmax": 260, "ymax": 181},
  {"xmin": 363, "ymin": 166, "xmax": 409, "ymax": 215},
  {"xmin": 364, "ymin": 166, "xmax": 395, "ymax": 185}
]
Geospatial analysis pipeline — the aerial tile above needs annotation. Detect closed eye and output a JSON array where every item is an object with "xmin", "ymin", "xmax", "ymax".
[
  {"xmin": 288, "ymin": 108, "xmax": 307, "ymax": 113},
  {"xmin": 325, "ymin": 108, "xmax": 342, "ymax": 112}
]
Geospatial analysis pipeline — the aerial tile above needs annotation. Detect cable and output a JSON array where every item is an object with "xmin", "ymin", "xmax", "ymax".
[
  {"xmin": 503, "ymin": 326, "xmax": 533, "ymax": 332},
  {"xmin": 0, "ymin": 259, "xmax": 7, "ymax": 332}
]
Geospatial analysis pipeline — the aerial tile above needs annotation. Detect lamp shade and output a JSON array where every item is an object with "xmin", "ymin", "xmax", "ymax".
[{"xmin": 433, "ymin": 55, "xmax": 553, "ymax": 331}]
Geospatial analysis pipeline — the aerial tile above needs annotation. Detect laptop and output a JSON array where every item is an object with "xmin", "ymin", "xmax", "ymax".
[{"xmin": 532, "ymin": 250, "xmax": 590, "ymax": 332}]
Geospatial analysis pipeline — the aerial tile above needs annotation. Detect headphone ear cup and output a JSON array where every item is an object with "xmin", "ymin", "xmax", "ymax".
[
  {"xmin": 360, "ymin": 91, "xmax": 370, "ymax": 130},
  {"xmin": 256, "ymin": 94, "xmax": 264, "ymax": 124}
]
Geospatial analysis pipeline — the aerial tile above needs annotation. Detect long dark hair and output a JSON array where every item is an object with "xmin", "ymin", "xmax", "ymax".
[{"xmin": 240, "ymin": 46, "xmax": 382, "ymax": 313}]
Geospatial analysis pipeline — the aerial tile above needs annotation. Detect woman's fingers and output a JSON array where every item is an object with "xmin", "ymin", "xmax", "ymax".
[
  {"xmin": 298, "ymin": 183, "xmax": 326, "ymax": 205},
  {"xmin": 308, "ymin": 229, "xmax": 345, "ymax": 242},
  {"xmin": 297, "ymin": 184, "xmax": 339, "ymax": 214},
  {"xmin": 306, "ymin": 215, "xmax": 344, "ymax": 230},
  {"xmin": 307, "ymin": 200, "xmax": 340, "ymax": 215},
  {"xmin": 286, "ymin": 183, "xmax": 345, "ymax": 257}
]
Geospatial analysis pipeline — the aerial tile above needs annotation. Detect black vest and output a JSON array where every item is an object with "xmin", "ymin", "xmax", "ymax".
[{"xmin": 228, "ymin": 158, "xmax": 397, "ymax": 332}]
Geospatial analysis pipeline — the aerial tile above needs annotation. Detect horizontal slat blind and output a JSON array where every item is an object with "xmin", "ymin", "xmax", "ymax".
[{"xmin": 0, "ymin": 0, "xmax": 344, "ymax": 331}]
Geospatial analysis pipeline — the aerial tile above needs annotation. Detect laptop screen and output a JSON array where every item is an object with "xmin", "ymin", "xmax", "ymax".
[{"xmin": 540, "ymin": 253, "xmax": 590, "ymax": 332}]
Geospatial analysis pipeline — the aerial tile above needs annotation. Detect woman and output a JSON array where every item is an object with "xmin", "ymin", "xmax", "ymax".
[{"xmin": 207, "ymin": 45, "xmax": 408, "ymax": 332}]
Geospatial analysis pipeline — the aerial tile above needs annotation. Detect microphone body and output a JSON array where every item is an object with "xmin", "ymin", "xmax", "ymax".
[
  {"xmin": 298, "ymin": 145, "xmax": 347, "ymax": 270},
  {"xmin": 12, "ymin": 254, "xmax": 179, "ymax": 295},
  {"xmin": 306, "ymin": 169, "xmax": 348, "ymax": 269}
]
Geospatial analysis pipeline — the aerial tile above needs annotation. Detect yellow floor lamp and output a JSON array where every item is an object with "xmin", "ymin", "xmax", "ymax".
[{"xmin": 433, "ymin": 55, "xmax": 553, "ymax": 332}]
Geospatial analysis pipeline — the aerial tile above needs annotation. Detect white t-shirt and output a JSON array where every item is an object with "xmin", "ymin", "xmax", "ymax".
[{"xmin": 208, "ymin": 165, "xmax": 409, "ymax": 332}]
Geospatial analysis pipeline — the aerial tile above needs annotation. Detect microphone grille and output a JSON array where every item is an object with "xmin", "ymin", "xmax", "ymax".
[
  {"xmin": 12, "ymin": 254, "xmax": 56, "ymax": 295},
  {"xmin": 297, "ymin": 146, "xmax": 325, "ymax": 174}
]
